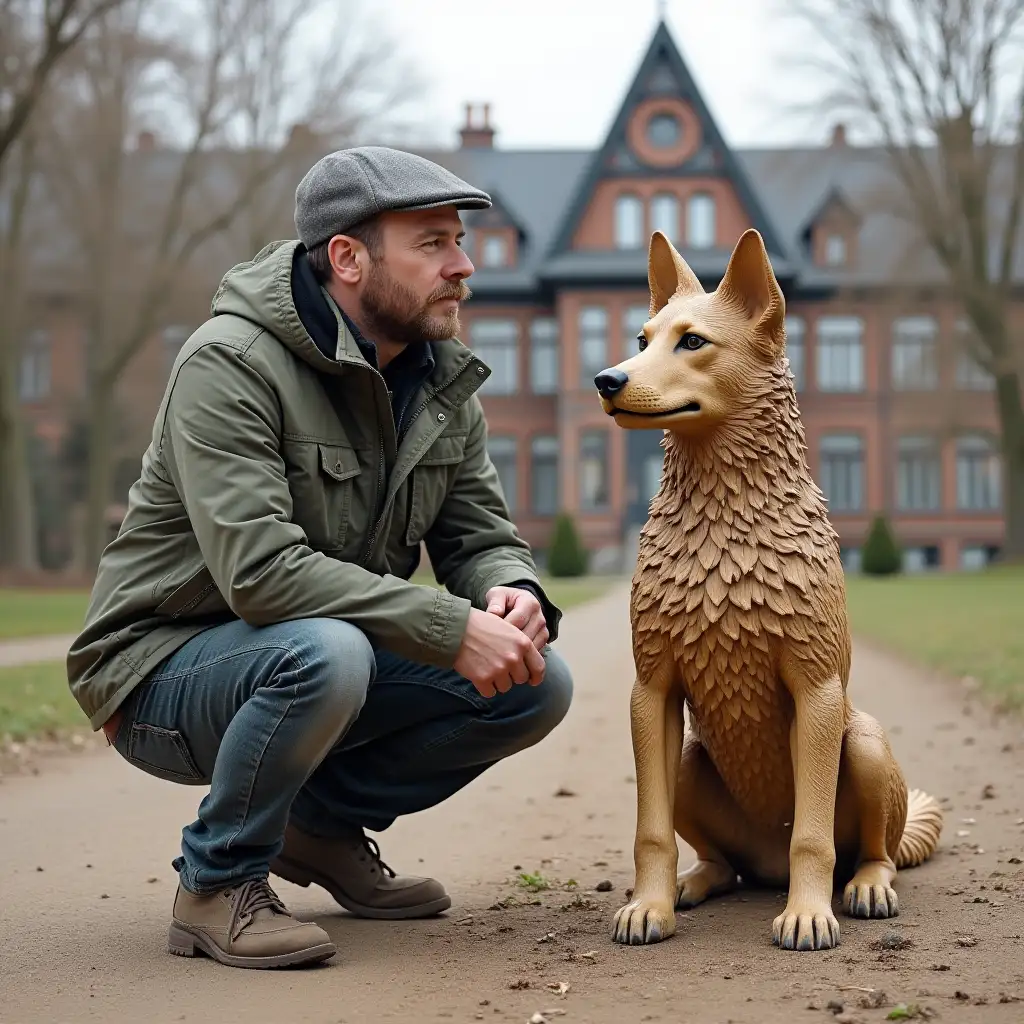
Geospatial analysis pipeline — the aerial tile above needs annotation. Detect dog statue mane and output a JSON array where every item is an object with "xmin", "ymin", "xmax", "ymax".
[{"xmin": 595, "ymin": 228, "xmax": 943, "ymax": 952}]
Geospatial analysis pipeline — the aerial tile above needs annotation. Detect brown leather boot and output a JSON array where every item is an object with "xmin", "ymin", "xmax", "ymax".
[
  {"xmin": 270, "ymin": 823, "xmax": 451, "ymax": 919},
  {"xmin": 167, "ymin": 878, "xmax": 336, "ymax": 969}
]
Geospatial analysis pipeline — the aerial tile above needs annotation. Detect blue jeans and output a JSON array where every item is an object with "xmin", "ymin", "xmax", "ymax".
[{"xmin": 111, "ymin": 618, "xmax": 573, "ymax": 895}]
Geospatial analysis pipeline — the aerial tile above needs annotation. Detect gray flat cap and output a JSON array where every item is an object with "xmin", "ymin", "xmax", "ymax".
[{"xmin": 294, "ymin": 145, "xmax": 491, "ymax": 249}]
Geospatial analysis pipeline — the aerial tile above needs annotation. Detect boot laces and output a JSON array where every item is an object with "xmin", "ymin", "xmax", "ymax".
[
  {"xmin": 361, "ymin": 835, "xmax": 396, "ymax": 879},
  {"xmin": 230, "ymin": 878, "xmax": 288, "ymax": 939}
]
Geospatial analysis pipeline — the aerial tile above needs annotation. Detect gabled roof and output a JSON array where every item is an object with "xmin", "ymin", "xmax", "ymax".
[{"xmin": 546, "ymin": 20, "xmax": 789, "ymax": 266}]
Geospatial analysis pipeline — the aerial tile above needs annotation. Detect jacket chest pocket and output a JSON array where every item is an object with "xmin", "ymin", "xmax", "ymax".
[
  {"xmin": 284, "ymin": 440, "xmax": 363, "ymax": 554},
  {"xmin": 405, "ymin": 433, "xmax": 466, "ymax": 545}
]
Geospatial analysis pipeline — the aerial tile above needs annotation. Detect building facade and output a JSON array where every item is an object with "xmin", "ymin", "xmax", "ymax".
[
  {"xmin": 442, "ymin": 21, "xmax": 1010, "ymax": 572},
  {"xmin": 14, "ymin": 20, "xmax": 1012, "ymax": 573}
]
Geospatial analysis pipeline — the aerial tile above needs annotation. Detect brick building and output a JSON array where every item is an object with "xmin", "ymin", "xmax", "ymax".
[
  {"xmin": 15, "ymin": 19, "xmax": 1013, "ymax": 572},
  {"xmin": 442, "ymin": 20, "xmax": 1010, "ymax": 572}
]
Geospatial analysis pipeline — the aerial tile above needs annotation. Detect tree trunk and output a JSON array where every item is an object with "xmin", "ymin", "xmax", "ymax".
[
  {"xmin": 995, "ymin": 370, "xmax": 1024, "ymax": 563},
  {"xmin": 83, "ymin": 384, "xmax": 116, "ymax": 571},
  {"xmin": 0, "ymin": 138, "xmax": 40, "ymax": 573}
]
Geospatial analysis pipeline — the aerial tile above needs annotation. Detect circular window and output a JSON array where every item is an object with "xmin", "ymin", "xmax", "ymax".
[{"xmin": 647, "ymin": 112, "xmax": 681, "ymax": 148}]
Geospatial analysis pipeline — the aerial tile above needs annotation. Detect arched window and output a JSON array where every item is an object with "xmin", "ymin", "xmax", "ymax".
[
  {"xmin": 650, "ymin": 193, "xmax": 679, "ymax": 243},
  {"xmin": 614, "ymin": 194, "xmax": 644, "ymax": 249},
  {"xmin": 687, "ymin": 193, "xmax": 716, "ymax": 249}
]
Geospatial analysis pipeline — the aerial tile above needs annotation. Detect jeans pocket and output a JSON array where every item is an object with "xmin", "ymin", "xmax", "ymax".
[{"xmin": 126, "ymin": 723, "xmax": 207, "ymax": 785}]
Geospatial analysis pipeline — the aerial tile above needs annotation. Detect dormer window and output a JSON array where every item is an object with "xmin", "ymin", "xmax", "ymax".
[
  {"xmin": 481, "ymin": 233, "xmax": 509, "ymax": 268},
  {"xmin": 614, "ymin": 194, "xmax": 644, "ymax": 249},
  {"xmin": 824, "ymin": 232, "xmax": 847, "ymax": 266}
]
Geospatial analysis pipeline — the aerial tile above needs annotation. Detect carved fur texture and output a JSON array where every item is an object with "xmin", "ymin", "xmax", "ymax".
[{"xmin": 599, "ymin": 228, "xmax": 943, "ymax": 952}]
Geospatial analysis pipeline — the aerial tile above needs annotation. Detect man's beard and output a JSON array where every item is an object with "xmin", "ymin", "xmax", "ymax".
[{"xmin": 360, "ymin": 263, "xmax": 472, "ymax": 346}]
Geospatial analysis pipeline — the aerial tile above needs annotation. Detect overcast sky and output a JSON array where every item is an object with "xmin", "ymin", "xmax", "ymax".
[{"xmin": 357, "ymin": 0, "xmax": 831, "ymax": 151}]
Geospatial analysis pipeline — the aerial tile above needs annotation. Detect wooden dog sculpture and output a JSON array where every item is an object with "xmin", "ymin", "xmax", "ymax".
[{"xmin": 595, "ymin": 228, "xmax": 943, "ymax": 951}]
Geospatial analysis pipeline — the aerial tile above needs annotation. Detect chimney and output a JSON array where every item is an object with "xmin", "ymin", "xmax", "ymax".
[
  {"xmin": 830, "ymin": 122, "xmax": 847, "ymax": 148},
  {"xmin": 136, "ymin": 130, "xmax": 157, "ymax": 152},
  {"xmin": 459, "ymin": 103, "xmax": 496, "ymax": 149}
]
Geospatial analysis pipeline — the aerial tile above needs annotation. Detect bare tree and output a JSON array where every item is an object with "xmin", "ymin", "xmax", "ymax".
[
  {"xmin": 0, "ymin": 0, "xmax": 127, "ymax": 172},
  {"xmin": 35, "ymin": 0, "xmax": 423, "ymax": 569},
  {"xmin": 790, "ymin": 0, "xmax": 1024, "ymax": 560}
]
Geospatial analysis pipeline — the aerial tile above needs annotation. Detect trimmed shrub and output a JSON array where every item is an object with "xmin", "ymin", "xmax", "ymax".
[
  {"xmin": 547, "ymin": 512, "xmax": 588, "ymax": 577},
  {"xmin": 861, "ymin": 514, "xmax": 902, "ymax": 576}
]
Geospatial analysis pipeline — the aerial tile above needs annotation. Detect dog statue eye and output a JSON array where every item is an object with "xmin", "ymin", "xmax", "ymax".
[
  {"xmin": 676, "ymin": 333, "xmax": 709, "ymax": 352},
  {"xmin": 636, "ymin": 333, "xmax": 648, "ymax": 352}
]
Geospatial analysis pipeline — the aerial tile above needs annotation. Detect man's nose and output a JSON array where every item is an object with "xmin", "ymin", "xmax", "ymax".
[
  {"xmin": 446, "ymin": 246, "xmax": 475, "ymax": 279},
  {"xmin": 594, "ymin": 368, "xmax": 629, "ymax": 399}
]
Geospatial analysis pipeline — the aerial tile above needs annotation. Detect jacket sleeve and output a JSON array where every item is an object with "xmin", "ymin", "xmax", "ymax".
[
  {"xmin": 160, "ymin": 341, "xmax": 471, "ymax": 667},
  {"xmin": 423, "ymin": 396, "xmax": 563, "ymax": 642}
]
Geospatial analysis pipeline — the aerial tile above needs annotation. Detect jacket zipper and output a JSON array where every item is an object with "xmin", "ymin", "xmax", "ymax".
[{"xmin": 359, "ymin": 361, "xmax": 476, "ymax": 567}]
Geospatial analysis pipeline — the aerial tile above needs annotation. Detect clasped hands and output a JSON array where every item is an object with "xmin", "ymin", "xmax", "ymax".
[{"xmin": 452, "ymin": 586, "xmax": 549, "ymax": 698}]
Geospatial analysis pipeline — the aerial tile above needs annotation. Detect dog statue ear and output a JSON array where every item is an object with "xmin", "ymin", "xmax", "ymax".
[
  {"xmin": 648, "ymin": 230, "xmax": 703, "ymax": 316},
  {"xmin": 718, "ymin": 228, "xmax": 786, "ymax": 357}
]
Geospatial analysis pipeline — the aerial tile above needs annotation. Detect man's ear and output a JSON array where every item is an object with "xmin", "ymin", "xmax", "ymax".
[
  {"xmin": 648, "ymin": 230, "xmax": 704, "ymax": 316},
  {"xmin": 327, "ymin": 234, "xmax": 363, "ymax": 285},
  {"xmin": 717, "ymin": 228, "xmax": 786, "ymax": 358}
]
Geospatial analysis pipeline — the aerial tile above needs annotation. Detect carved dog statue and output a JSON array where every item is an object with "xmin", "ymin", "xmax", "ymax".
[{"xmin": 594, "ymin": 228, "xmax": 943, "ymax": 951}]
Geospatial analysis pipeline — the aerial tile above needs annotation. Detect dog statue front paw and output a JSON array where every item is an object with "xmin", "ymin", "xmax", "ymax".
[
  {"xmin": 612, "ymin": 896, "xmax": 676, "ymax": 945},
  {"xmin": 772, "ymin": 901, "xmax": 841, "ymax": 951}
]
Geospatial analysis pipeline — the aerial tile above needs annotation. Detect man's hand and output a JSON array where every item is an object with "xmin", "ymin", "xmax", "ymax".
[
  {"xmin": 454, "ymin": 608, "xmax": 546, "ymax": 699},
  {"xmin": 485, "ymin": 586, "xmax": 549, "ymax": 651}
]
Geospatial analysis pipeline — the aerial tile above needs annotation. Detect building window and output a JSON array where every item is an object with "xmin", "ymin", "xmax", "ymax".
[
  {"xmin": 18, "ymin": 328, "xmax": 51, "ymax": 402},
  {"xmin": 481, "ymin": 234, "xmax": 509, "ymax": 268},
  {"xmin": 896, "ymin": 435, "xmax": 940, "ymax": 511},
  {"xmin": 642, "ymin": 452, "xmax": 664, "ymax": 508},
  {"xmin": 785, "ymin": 316, "xmax": 805, "ymax": 391},
  {"xmin": 686, "ymin": 193, "xmax": 716, "ymax": 249},
  {"xmin": 647, "ymin": 112, "xmax": 681, "ymax": 147},
  {"xmin": 579, "ymin": 306, "xmax": 608, "ymax": 388},
  {"xmin": 956, "ymin": 434, "xmax": 1001, "ymax": 511},
  {"xmin": 960, "ymin": 544, "xmax": 1000, "ymax": 570},
  {"xmin": 614, "ymin": 194, "xmax": 644, "ymax": 249},
  {"xmin": 650, "ymin": 193, "xmax": 679, "ymax": 243},
  {"xmin": 823, "ymin": 233, "xmax": 847, "ymax": 266},
  {"xmin": 579, "ymin": 429, "xmax": 609, "ymax": 511},
  {"xmin": 902, "ymin": 545, "xmax": 940, "ymax": 572},
  {"xmin": 956, "ymin": 351, "xmax": 995, "ymax": 390},
  {"xmin": 529, "ymin": 317, "xmax": 559, "ymax": 395},
  {"xmin": 816, "ymin": 316, "xmax": 864, "ymax": 392},
  {"xmin": 622, "ymin": 304, "xmax": 648, "ymax": 357},
  {"xmin": 891, "ymin": 316, "xmax": 938, "ymax": 390},
  {"xmin": 530, "ymin": 435, "xmax": 560, "ymax": 515},
  {"xmin": 819, "ymin": 433, "xmax": 864, "ymax": 512},
  {"xmin": 487, "ymin": 435, "xmax": 518, "ymax": 512},
  {"xmin": 469, "ymin": 318, "xmax": 519, "ymax": 395}
]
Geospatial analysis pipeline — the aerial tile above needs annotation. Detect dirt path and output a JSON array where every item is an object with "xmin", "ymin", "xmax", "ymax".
[
  {"xmin": 0, "ymin": 633, "xmax": 75, "ymax": 668},
  {"xmin": 1, "ymin": 583, "xmax": 1023, "ymax": 1024}
]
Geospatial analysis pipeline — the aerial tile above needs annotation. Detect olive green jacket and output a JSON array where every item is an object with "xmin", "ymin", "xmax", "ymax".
[{"xmin": 67, "ymin": 240, "xmax": 558, "ymax": 730}]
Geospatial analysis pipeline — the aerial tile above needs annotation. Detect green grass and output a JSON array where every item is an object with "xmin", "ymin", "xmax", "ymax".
[
  {"xmin": 0, "ymin": 589, "xmax": 90, "ymax": 640},
  {"xmin": 0, "ymin": 660, "xmax": 85, "ymax": 740},
  {"xmin": 844, "ymin": 565, "xmax": 1024, "ymax": 709}
]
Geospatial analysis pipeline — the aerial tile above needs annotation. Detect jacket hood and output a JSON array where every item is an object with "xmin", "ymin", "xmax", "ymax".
[{"xmin": 210, "ymin": 239, "xmax": 349, "ymax": 375}]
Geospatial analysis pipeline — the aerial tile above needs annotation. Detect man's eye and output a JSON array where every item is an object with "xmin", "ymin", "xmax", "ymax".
[
  {"xmin": 676, "ymin": 333, "xmax": 709, "ymax": 352},
  {"xmin": 636, "ymin": 333, "xmax": 648, "ymax": 352}
]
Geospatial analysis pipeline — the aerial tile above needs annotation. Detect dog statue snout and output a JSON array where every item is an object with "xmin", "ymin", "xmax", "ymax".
[{"xmin": 594, "ymin": 368, "xmax": 629, "ymax": 399}]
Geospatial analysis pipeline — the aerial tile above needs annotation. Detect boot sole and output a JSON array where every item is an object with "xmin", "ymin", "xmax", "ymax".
[
  {"xmin": 271, "ymin": 856, "xmax": 452, "ymax": 920},
  {"xmin": 168, "ymin": 923, "xmax": 336, "ymax": 969}
]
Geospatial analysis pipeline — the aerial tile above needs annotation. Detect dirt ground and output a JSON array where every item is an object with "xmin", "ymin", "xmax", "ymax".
[{"xmin": 1, "ymin": 583, "xmax": 1023, "ymax": 1024}]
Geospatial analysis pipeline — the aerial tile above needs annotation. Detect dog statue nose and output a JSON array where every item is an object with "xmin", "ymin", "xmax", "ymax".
[{"xmin": 594, "ymin": 368, "xmax": 629, "ymax": 399}]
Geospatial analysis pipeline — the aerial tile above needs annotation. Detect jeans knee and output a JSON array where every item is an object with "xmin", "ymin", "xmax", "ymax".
[{"xmin": 292, "ymin": 618, "xmax": 375, "ymax": 721}]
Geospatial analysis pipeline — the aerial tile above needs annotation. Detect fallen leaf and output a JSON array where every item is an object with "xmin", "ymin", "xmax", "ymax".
[{"xmin": 553, "ymin": 787, "xmax": 576, "ymax": 798}]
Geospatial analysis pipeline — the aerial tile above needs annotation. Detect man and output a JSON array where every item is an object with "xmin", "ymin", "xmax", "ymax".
[{"xmin": 67, "ymin": 146, "xmax": 573, "ymax": 970}]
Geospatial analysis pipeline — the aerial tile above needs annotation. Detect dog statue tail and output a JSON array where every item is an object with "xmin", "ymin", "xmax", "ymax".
[{"xmin": 895, "ymin": 788, "xmax": 944, "ymax": 868}]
